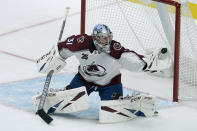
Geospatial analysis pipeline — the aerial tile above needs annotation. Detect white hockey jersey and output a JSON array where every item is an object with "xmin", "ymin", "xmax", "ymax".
[{"xmin": 58, "ymin": 34, "xmax": 146, "ymax": 86}]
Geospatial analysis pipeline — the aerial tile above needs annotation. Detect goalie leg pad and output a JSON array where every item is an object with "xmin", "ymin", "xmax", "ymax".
[
  {"xmin": 99, "ymin": 99, "xmax": 137, "ymax": 123},
  {"xmin": 99, "ymin": 94, "xmax": 156, "ymax": 123},
  {"xmin": 33, "ymin": 86, "xmax": 90, "ymax": 114},
  {"xmin": 140, "ymin": 95, "xmax": 156, "ymax": 117}
]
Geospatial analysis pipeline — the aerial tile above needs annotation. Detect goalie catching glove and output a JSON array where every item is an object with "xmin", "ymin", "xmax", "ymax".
[
  {"xmin": 143, "ymin": 47, "xmax": 173, "ymax": 77},
  {"xmin": 36, "ymin": 45, "xmax": 66, "ymax": 74}
]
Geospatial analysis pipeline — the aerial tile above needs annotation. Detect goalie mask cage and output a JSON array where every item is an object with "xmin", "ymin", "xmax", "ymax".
[{"xmin": 80, "ymin": 0, "xmax": 197, "ymax": 102}]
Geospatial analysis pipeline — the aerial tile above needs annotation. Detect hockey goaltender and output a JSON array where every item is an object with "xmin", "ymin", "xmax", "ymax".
[{"xmin": 34, "ymin": 24, "xmax": 172, "ymax": 123}]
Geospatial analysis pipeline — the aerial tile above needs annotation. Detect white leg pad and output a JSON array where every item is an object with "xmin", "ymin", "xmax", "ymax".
[
  {"xmin": 33, "ymin": 86, "xmax": 90, "ymax": 114},
  {"xmin": 140, "ymin": 95, "xmax": 156, "ymax": 117},
  {"xmin": 99, "ymin": 94, "xmax": 156, "ymax": 123}
]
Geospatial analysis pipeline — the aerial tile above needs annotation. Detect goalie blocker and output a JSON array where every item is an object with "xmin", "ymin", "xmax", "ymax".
[{"xmin": 36, "ymin": 45, "xmax": 66, "ymax": 74}]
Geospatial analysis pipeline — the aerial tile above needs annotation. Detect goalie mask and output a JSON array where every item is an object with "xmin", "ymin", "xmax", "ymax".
[{"xmin": 92, "ymin": 24, "xmax": 113, "ymax": 53}]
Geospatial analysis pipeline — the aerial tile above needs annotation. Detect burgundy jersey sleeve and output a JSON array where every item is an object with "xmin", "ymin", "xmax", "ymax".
[
  {"xmin": 109, "ymin": 40, "xmax": 144, "ymax": 60},
  {"xmin": 58, "ymin": 34, "xmax": 92, "ymax": 52},
  {"xmin": 124, "ymin": 49, "xmax": 145, "ymax": 60}
]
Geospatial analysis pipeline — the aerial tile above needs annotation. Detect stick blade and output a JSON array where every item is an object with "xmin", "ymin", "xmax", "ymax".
[{"xmin": 37, "ymin": 109, "xmax": 53, "ymax": 124}]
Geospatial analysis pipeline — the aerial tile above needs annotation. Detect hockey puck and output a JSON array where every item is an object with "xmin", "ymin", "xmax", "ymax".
[{"xmin": 161, "ymin": 48, "xmax": 167, "ymax": 54}]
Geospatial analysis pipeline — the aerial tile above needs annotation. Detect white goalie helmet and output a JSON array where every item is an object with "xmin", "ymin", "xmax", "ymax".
[{"xmin": 91, "ymin": 24, "xmax": 113, "ymax": 53}]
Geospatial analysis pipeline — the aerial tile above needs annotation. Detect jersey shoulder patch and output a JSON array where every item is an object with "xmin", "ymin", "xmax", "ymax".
[
  {"xmin": 109, "ymin": 40, "xmax": 125, "ymax": 59},
  {"xmin": 58, "ymin": 34, "xmax": 92, "ymax": 52},
  {"xmin": 109, "ymin": 41, "xmax": 144, "ymax": 60}
]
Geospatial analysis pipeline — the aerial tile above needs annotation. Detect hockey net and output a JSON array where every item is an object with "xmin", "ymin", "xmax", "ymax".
[{"xmin": 80, "ymin": 0, "xmax": 197, "ymax": 101}]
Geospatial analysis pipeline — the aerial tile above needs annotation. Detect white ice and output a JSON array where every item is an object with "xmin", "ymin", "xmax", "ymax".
[{"xmin": 0, "ymin": 0, "xmax": 197, "ymax": 131}]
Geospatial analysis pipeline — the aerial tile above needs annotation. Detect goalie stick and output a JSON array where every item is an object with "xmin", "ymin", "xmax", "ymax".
[
  {"xmin": 36, "ymin": 70, "xmax": 54, "ymax": 124},
  {"xmin": 36, "ymin": 7, "xmax": 70, "ymax": 124}
]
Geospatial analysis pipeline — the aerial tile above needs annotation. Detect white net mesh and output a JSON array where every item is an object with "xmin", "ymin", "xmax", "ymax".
[
  {"xmin": 177, "ymin": 2, "xmax": 197, "ymax": 100},
  {"xmin": 84, "ymin": 0, "xmax": 197, "ymax": 100},
  {"xmin": 85, "ymin": 0, "xmax": 170, "ymax": 55}
]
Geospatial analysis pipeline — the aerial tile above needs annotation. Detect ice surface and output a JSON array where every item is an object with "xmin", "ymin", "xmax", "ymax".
[{"xmin": 0, "ymin": 0, "xmax": 197, "ymax": 131}]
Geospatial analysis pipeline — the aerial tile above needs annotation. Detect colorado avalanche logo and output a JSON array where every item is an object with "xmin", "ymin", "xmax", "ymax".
[
  {"xmin": 113, "ymin": 43, "xmax": 122, "ymax": 50},
  {"xmin": 77, "ymin": 36, "xmax": 85, "ymax": 43},
  {"xmin": 83, "ymin": 62, "xmax": 107, "ymax": 77}
]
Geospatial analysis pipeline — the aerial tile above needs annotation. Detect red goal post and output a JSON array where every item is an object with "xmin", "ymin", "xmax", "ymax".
[
  {"xmin": 80, "ymin": 0, "xmax": 197, "ymax": 102},
  {"xmin": 151, "ymin": 0, "xmax": 181, "ymax": 102}
]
